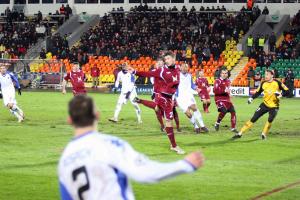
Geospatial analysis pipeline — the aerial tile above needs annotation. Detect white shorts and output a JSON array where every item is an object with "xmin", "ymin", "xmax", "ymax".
[
  {"xmin": 117, "ymin": 89, "xmax": 138, "ymax": 105},
  {"xmin": 176, "ymin": 94, "xmax": 196, "ymax": 113},
  {"xmin": 2, "ymin": 92, "xmax": 17, "ymax": 106}
]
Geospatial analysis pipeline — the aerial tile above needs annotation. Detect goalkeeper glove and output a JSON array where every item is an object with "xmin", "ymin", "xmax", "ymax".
[
  {"xmin": 18, "ymin": 88, "xmax": 22, "ymax": 96},
  {"xmin": 275, "ymin": 91, "xmax": 282, "ymax": 98},
  {"xmin": 247, "ymin": 97, "xmax": 253, "ymax": 104}
]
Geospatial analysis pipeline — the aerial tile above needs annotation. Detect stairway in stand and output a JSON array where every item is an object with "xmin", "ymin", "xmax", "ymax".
[{"xmin": 230, "ymin": 56, "xmax": 248, "ymax": 82}]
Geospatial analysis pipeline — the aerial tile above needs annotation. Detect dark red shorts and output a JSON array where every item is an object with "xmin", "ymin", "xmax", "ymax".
[
  {"xmin": 73, "ymin": 89, "xmax": 87, "ymax": 96},
  {"xmin": 199, "ymin": 91, "xmax": 210, "ymax": 101},
  {"xmin": 156, "ymin": 94, "xmax": 174, "ymax": 120},
  {"xmin": 215, "ymin": 100, "xmax": 234, "ymax": 112}
]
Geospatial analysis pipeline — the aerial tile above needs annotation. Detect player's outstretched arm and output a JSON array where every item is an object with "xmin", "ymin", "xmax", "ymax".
[{"xmin": 109, "ymin": 140, "xmax": 204, "ymax": 183}]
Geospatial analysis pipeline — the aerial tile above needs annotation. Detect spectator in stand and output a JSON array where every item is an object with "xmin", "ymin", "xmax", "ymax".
[
  {"xmin": 254, "ymin": 72, "xmax": 261, "ymax": 88},
  {"xmin": 59, "ymin": 4, "xmax": 65, "ymax": 15},
  {"xmin": 37, "ymin": 11, "xmax": 43, "ymax": 23},
  {"xmin": 64, "ymin": 4, "xmax": 72, "ymax": 19},
  {"xmin": 285, "ymin": 68, "xmax": 295, "ymax": 98},
  {"xmin": 262, "ymin": 6, "xmax": 269, "ymax": 15},
  {"xmin": 36, "ymin": 23, "xmax": 46, "ymax": 38},
  {"xmin": 269, "ymin": 32, "xmax": 276, "ymax": 52},
  {"xmin": 247, "ymin": 35, "xmax": 254, "ymax": 54},
  {"xmin": 40, "ymin": 48, "xmax": 46, "ymax": 59},
  {"xmin": 91, "ymin": 64, "xmax": 100, "ymax": 88}
]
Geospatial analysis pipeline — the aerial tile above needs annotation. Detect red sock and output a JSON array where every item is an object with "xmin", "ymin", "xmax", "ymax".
[
  {"xmin": 165, "ymin": 127, "xmax": 177, "ymax": 147},
  {"xmin": 207, "ymin": 102, "xmax": 211, "ymax": 110},
  {"xmin": 231, "ymin": 112, "xmax": 236, "ymax": 129},
  {"xmin": 140, "ymin": 99, "xmax": 156, "ymax": 109},
  {"xmin": 173, "ymin": 107, "xmax": 180, "ymax": 129},
  {"xmin": 155, "ymin": 109, "xmax": 164, "ymax": 128},
  {"xmin": 217, "ymin": 112, "xmax": 226, "ymax": 123}
]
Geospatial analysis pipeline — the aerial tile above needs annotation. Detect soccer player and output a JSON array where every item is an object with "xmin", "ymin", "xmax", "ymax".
[
  {"xmin": 0, "ymin": 64, "xmax": 24, "ymax": 122},
  {"xmin": 109, "ymin": 64, "xmax": 142, "ymax": 123},
  {"xmin": 62, "ymin": 63, "xmax": 86, "ymax": 96},
  {"xmin": 58, "ymin": 95, "xmax": 205, "ymax": 200},
  {"xmin": 213, "ymin": 68, "xmax": 238, "ymax": 133},
  {"xmin": 134, "ymin": 58, "xmax": 180, "ymax": 132},
  {"xmin": 176, "ymin": 63, "xmax": 208, "ymax": 133},
  {"xmin": 196, "ymin": 70, "xmax": 211, "ymax": 113},
  {"xmin": 128, "ymin": 52, "xmax": 184, "ymax": 154},
  {"xmin": 232, "ymin": 70, "xmax": 289, "ymax": 140}
]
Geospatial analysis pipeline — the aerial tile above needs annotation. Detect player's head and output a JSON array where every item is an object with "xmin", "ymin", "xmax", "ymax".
[
  {"xmin": 121, "ymin": 63, "xmax": 128, "ymax": 73},
  {"xmin": 163, "ymin": 51, "xmax": 176, "ymax": 67},
  {"xmin": 180, "ymin": 63, "xmax": 189, "ymax": 74},
  {"xmin": 265, "ymin": 69, "xmax": 274, "ymax": 82},
  {"xmin": 198, "ymin": 70, "xmax": 204, "ymax": 78},
  {"xmin": 220, "ymin": 68, "xmax": 229, "ymax": 79},
  {"xmin": 155, "ymin": 57, "xmax": 164, "ymax": 69},
  {"xmin": 0, "ymin": 64, "xmax": 7, "ymax": 74},
  {"xmin": 68, "ymin": 95, "xmax": 99, "ymax": 128},
  {"xmin": 72, "ymin": 63, "xmax": 80, "ymax": 72}
]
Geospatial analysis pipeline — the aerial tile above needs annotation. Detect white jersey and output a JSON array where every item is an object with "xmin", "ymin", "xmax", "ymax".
[
  {"xmin": 115, "ymin": 71, "xmax": 135, "ymax": 94},
  {"xmin": 176, "ymin": 72, "xmax": 197, "ymax": 112},
  {"xmin": 0, "ymin": 71, "xmax": 19, "ymax": 94},
  {"xmin": 176, "ymin": 72, "xmax": 196, "ymax": 98},
  {"xmin": 0, "ymin": 72, "xmax": 20, "ymax": 106},
  {"xmin": 58, "ymin": 131, "xmax": 195, "ymax": 200}
]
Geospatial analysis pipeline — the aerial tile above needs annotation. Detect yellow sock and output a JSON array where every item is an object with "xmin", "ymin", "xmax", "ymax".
[
  {"xmin": 262, "ymin": 121, "xmax": 272, "ymax": 135},
  {"xmin": 240, "ymin": 121, "xmax": 253, "ymax": 135}
]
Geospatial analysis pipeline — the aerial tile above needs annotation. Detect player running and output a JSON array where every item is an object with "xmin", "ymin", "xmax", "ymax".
[
  {"xmin": 176, "ymin": 63, "xmax": 208, "ymax": 133},
  {"xmin": 129, "ymin": 52, "xmax": 185, "ymax": 154},
  {"xmin": 213, "ymin": 68, "xmax": 238, "ymax": 133},
  {"xmin": 196, "ymin": 70, "xmax": 211, "ymax": 113},
  {"xmin": 232, "ymin": 69, "xmax": 289, "ymax": 140},
  {"xmin": 133, "ymin": 58, "xmax": 180, "ymax": 132},
  {"xmin": 62, "ymin": 63, "xmax": 86, "ymax": 96},
  {"xmin": 0, "ymin": 64, "xmax": 24, "ymax": 122},
  {"xmin": 109, "ymin": 64, "xmax": 142, "ymax": 123},
  {"xmin": 58, "ymin": 95, "xmax": 205, "ymax": 200}
]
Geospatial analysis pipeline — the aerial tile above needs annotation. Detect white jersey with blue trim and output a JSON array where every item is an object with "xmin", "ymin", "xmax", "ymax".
[
  {"xmin": 0, "ymin": 71, "xmax": 19, "ymax": 94},
  {"xmin": 115, "ymin": 71, "xmax": 135, "ymax": 94},
  {"xmin": 176, "ymin": 72, "xmax": 195, "ymax": 98},
  {"xmin": 58, "ymin": 131, "xmax": 195, "ymax": 200}
]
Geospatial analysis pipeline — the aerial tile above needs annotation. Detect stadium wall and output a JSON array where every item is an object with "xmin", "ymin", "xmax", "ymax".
[{"xmin": 0, "ymin": 3, "xmax": 299, "ymax": 16}]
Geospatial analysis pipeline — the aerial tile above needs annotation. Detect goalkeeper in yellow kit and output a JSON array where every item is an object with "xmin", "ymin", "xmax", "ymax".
[{"xmin": 232, "ymin": 70, "xmax": 289, "ymax": 140}]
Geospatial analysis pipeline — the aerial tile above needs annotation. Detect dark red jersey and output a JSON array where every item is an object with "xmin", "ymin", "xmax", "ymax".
[
  {"xmin": 196, "ymin": 77, "xmax": 209, "ymax": 92},
  {"xmin": 152, "ymin": 69, "xmax": 165, "ymax": 94},
  {"xmin": 136, "ymin": 66, "xmax": 180, "ymax": 96},
  {"xmin": 64, "ymin": 70, "xmax": 86, "ymax": 95},
  {"xmin": 213, "ymin": 78, "xmax": 231, "ymax": 102}
]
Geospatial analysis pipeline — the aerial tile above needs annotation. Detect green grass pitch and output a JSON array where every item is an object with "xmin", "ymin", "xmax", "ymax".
[{"xmin": 0, "ymin": 92, "xmax": 300, "ymax": 200}]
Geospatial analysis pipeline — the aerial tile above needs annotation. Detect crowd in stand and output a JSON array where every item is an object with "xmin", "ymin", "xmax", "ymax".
[
  {"xmin": 0, "ymin": 5, "xmax": 72, "ymax": 59},
  {"xmin": 47, "ymin": 4, "xmax": 260, "ymax": 66}
]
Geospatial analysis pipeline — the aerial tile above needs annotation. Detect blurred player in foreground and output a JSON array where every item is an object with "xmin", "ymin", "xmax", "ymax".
[
  {"xmin": 232, "ymin": 70, "xmax": 289, "ymax": 140},
  {"xmin": 58, "ymin": 95, "xmax": 205, "ymax": 200},
  {"xmin": 62, "ymin": 63, "xmax": 86, "ymax": 96},
  {"xmin": 176, "ymin": 63, "xmax": 208, "ymax": 133},
  {"xmin": 109, "ymin": 64, "xmax": 142, "ymax": 123},
  {"xmin": 196, "ymin": 70, "xmax": 211, "ymax": 113},
  {"xmin": 0, "ymin": 64, "xmax": 24, "ymax": 122}
]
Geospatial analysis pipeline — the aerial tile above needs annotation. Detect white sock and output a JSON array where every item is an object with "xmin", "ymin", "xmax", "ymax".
[
  {"xmin": 10, "ymin": 109, "xmax": 22, "ymax": 120},
  {"xmin": 194, "ymin": 110, "xmax": 205, "ymax": 127},
  {"xmin": 133, "ymin": 103, "xmax": 142, "ymax": 122},
  {"xmin": 190, "ymin": 115, "xmax": 199, "ymax": 129},
  {"xmin": 114, "ymin": 103, "xmax": 122, "ymax": 120},
  {"xmin": 13, "ymin": 104, "xmax": 23, "ymax": 116}
]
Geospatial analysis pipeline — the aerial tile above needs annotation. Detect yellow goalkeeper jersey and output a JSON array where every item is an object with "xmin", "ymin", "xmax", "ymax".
[{"xmin": 253, "ymin": 79, "xmax": 289, "ymax": 108}]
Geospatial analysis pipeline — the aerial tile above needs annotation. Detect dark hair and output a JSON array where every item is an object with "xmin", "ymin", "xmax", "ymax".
[
  {"xmin": 68, "ymin": 95, "xmax": 96, "ymax": 127},
  {"xmin": 156, "ymin": 56, "xmax": 164, "ymax": 61},
  {"xmin": 266, "ymin": 69, "xmax": 274, "ymax": 75},
  {"xmin": 163, "ymin": 51, "xmax": 175, "ymax": 59}
]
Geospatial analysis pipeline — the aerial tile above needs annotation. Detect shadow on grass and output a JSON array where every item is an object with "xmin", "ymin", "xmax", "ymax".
[
  {"xmin": 0, "ymin": 161, "xmax": 57, "ymax": 171},
  {"xmin": 275, "ymin": 155, "xmax": 300, "ymax": 164},
  {"xmin": 186, "ymin": 138, "xmax": 259, "ymax": 147}
]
